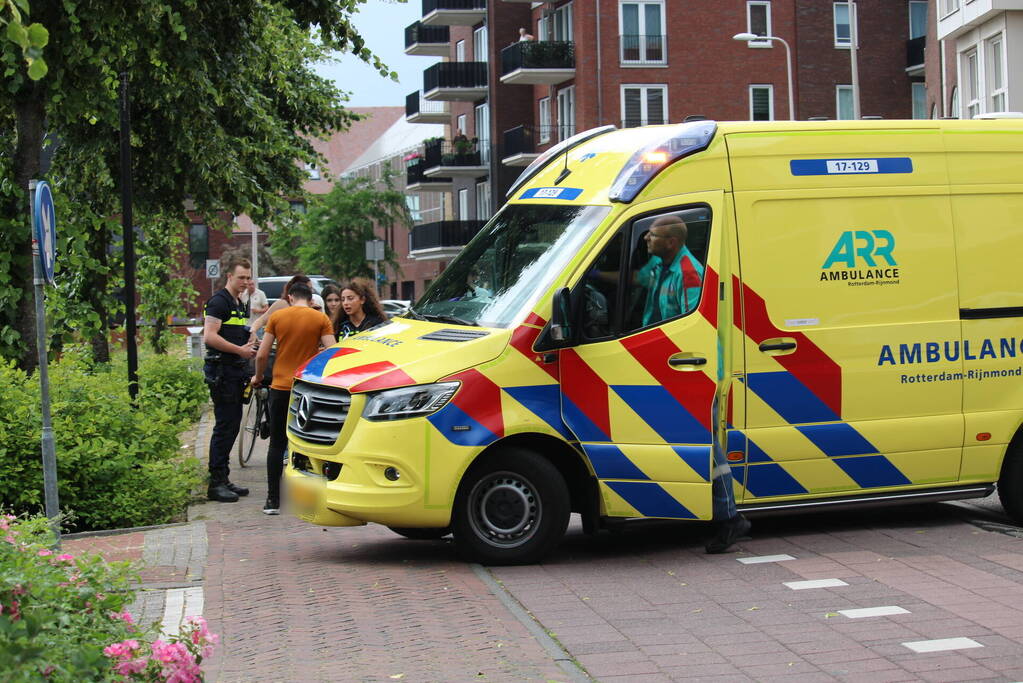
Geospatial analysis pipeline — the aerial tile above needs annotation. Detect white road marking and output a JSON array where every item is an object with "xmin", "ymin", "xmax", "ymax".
[
  {"xmin": 902, "ymin": 637, "xmax": 983, "ymax": 653},
  {"xmin": 784, "ymin": 578, "xmax": 849, "ymax": 590},
  {"xmin": 839, "ymin": 606, "xmax": 910, "ymax": 619},
  {"xmin": 738, "ymin": 554, "xmax": 796, "ymax": 564}
]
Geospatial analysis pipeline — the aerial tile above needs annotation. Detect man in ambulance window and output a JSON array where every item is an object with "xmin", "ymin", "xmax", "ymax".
[{"xmin": 637, "ymin": 215, "xmax": 704, "ymax": 326}]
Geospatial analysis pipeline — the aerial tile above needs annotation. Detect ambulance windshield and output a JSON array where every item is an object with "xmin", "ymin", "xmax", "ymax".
[{"xmin": 410, "ymin": 204, "xmax": 611, "ymax": 329}]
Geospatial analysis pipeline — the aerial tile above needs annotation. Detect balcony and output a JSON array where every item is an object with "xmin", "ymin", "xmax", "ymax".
[
  {"xmin": 406, "ymin": 158, "xmax": 453, "ymax": 193},
  {"xmin": 501, "ymin": 125, "xmax": 552, "ymax": 166},
  {"xmin": 906, "ymin": 36, "xmax": 925, "ymax": 77},
  {"xmin": 422, "ymin": 137, "xmax": 489, "ymax": 177},
  {"xmin": 410, "ymin": 220, "xmax": 487, "ymax": 260},
  {"xmin": 423, "ymin": 62, "xmax": 488, "ymax": 101},
  {"xmin": 620, "ymin": 34, "xmax": 666, "ymax": 64},
  {"xmin": 406, "ymin": 90, "xmax": 449, "ymax": 124},
  {"xmin": 500, "ymin": 40, "xmax": 575, "ymax": 85},
  {"xmin": 405, "ymin": 21, "xmax": 450, "ymax": 56},
  {"xmin": 421, "ymin": 0, "xmax": 486, "ymax": 27}
]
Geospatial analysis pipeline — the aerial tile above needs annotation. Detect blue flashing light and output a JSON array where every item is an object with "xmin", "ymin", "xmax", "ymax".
[{"xmin": 608, "ymin": 121, "xmax": 717, "ymax": 203}]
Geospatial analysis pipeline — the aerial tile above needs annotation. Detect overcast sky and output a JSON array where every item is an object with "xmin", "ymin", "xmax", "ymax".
[{"xmin": 314, "ymin": 0, "xmax": 439, "ymax": 108}]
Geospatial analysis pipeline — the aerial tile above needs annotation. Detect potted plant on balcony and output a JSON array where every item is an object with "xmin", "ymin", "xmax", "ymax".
[{"xmin": 403, "ymin": 151, "xmax": 421, "ymax": 169}]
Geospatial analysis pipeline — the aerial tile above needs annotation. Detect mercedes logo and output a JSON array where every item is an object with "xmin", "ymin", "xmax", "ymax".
[{"xmin": 296, "ymin": 394, "xmax": 313, "ymax": 430}]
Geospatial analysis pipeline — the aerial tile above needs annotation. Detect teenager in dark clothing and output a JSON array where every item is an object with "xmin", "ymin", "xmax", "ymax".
[{"xmin": 331, "ymin": 277, "xmax": 388, "ymax": 338}]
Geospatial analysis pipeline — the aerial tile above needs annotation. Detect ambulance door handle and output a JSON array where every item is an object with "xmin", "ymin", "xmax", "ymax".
[
  {"xmin": 668, "ymin": 353, "xmax": 707, "ymax": 369},
  {"xmin": 758, "ymin": 338, "xmax": 797, "ymax": 354}
]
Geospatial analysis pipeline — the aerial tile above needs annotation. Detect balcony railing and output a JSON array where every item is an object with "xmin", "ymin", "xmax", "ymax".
[
  {"xmin": 410, "ymin": 220, "xmax": 486, "ymax": 253},
  {"xmin": 406, "ymin": 158, "xmax": 451, "ymax": 187},
  {"xmin": 620, "ymin": 34, "xmax": 666, "ymax": 63},
  {"xmin": 405, "ymin": 90, "xmax": 448, "ymax": 122},
  {"xmin": 422, "ymin": 137, "xmax": 490, "ymax": 174},
  {"xmin": 501, "ymin": 40, "xmax": 574, "ymax": 73},
  {"xmin": 404, "ymin": 21, "xmax": 450, "ymax": 55},
  {"xmin": 423, "ymin": 62, "xmax": 488, "ymax": 100},
  {"xmin": 906, "ymin": 36, "xmax": 925, "ymax": 71}
]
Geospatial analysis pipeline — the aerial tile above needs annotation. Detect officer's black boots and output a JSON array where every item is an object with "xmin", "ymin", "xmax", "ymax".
[
  {"xmin": 226, "ymin": 482, "xmax": 249, "ymax": 497},
  {"xmin": 208, "ymin": 482, "xmax": 239, "ymax": 503}
]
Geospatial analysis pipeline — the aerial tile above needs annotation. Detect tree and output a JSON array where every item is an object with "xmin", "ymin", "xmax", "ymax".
[
  {"xmin": 274, "ymin": 171, "xmax": 410, "ymax": 282},
  {"xmin": 1, "ymin": 0, "xmax": 398, "ymax": 369}
]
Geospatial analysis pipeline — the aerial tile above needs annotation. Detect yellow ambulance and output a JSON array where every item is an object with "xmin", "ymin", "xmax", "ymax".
[{"xmin": 285, "ymin": 118, "xmax": 1023, "ymax": 564}]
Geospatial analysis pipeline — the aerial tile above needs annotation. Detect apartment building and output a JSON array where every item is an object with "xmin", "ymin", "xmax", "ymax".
[
  {"xmin": 401, "ymin": 0, "xmax": 923, "ymax": 259},
  {"xmin": 929, "ymin": 0, "xmax": 1023, "ymax": 118}
]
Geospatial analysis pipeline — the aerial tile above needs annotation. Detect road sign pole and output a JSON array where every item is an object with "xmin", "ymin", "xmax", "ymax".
[{"xmin": 30, "ymin": 179, "xmax": 61, "ymax": 546}]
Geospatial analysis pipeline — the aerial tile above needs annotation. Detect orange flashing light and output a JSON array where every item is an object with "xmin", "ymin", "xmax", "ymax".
[
  {"xmin": 726, "ymin": 451, "xmax": 745, "ymax": 462},
  {"xmin": 976, "ymin": 432, "xmax": 992, "ymax": 441}
]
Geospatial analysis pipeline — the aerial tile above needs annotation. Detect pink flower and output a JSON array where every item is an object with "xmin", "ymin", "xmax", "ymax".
[
  {"xmin": 37, "ymin": 549, "xmax": 52, "ymax": 557},
  {"xmin": 110, "ymin": 610, "xmax": 134, "ymax": 624},
  {"xmin": 103, "ymin": 639, "xmax": 141, "ymax": 659},
  {"xmin": 56, "ymin": 553, "xmax": 74, "ymax": 562},
  {"xmin": 114, "ymin": 657, "xmax": 149, "ymax": 676}
]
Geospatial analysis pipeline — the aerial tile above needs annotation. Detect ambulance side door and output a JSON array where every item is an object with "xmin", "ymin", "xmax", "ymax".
[{"xmin": 559, "ymin": 192, "xmax": 727, "ymax": 521}]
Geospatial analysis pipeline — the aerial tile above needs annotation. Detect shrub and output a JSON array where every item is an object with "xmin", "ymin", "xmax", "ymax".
[
  {"xmin": 0, "ymin": 349, "xmax": 207, "ymax": 531},
  {"xmin": 0, "ymin": 514, "xmax": 217, "ymax": 682}
]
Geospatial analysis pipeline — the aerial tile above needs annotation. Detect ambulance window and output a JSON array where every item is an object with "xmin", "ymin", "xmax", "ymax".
[
  {"xmin": 623, "ymin": 205, "xmax": 711, "ymax": 333},
  {"xmin": 579, "ymin": 231, "xmax": 624, "ymax": 340}
]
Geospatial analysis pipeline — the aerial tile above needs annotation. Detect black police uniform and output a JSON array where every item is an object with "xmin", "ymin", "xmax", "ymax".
[{"xmin": 204, "ymin": 288, "xmax": 252, "ymax": 499}]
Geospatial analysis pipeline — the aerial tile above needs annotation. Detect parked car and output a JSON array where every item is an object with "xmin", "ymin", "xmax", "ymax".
[
  {"xmin": 259, "ymin": 275, "xmax": 337, "ymax": 306},
  {"xmin": 381, "ymin": 299, "xmax": 411, "ymax": 317}
]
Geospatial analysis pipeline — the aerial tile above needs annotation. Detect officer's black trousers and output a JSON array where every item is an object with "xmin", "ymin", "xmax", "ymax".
[{"xmin": 207, "ymin": 362, "xmax": 248, "ymax": 484}]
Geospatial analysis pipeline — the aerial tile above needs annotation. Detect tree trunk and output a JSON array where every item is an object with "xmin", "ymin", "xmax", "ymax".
[
  {"xmin": 11, "ymin": 90, "xmax": 45, "ymax": 373},
  {"xmin": 86, "ymin": 228, "xmax": 111, "ymax": 364}
]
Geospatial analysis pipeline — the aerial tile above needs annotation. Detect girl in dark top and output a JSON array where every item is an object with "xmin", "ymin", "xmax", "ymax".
[{"xmin": 332, "ymin": 277, "xmax": 388, "ymax": 338}]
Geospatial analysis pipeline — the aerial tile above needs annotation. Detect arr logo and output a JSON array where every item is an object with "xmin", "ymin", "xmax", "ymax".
[{"xmin": 822, "ymin": 230, "xmax": 897, "ymax": 269}]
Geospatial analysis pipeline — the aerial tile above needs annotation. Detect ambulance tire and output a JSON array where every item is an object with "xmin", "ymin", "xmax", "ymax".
[
  {"xmin": 452, "ymin": 449, "xmax": 570, "ymax": 565},
  {"xmin": 997, "ymin": 441, "xmax": 1023, "ymax": 524},
  {"xmin": 388, "ymin": 527, "xmax": 451, "ymax": 540}
]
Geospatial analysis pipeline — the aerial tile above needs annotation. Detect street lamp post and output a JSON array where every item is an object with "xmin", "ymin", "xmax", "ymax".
[{"xmin": 733, "ymin": 32, "xmax": 795, "ymax": 121}]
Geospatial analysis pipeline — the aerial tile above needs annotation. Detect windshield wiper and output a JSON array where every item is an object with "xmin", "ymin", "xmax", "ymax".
[
  {"xmin": 421, "ymin": 313, "xmax": 478, "ymax": 327},
  {"xmin": 402, "ymin": 306, "xmax": 427, "ymax": 321}
]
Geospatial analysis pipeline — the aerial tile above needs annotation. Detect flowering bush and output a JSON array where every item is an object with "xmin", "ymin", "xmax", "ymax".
[{"xmin": 0, "ymin": 514, "xmax": 216, "ymax": 682}]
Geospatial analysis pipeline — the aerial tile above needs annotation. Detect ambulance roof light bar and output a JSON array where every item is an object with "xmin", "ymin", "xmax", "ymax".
[
  {"xmin": 608, "ymin": 120, "xmax": 717, "ymax": 203},
  {"xmin": 506, "ymin": 125, "xmax": 617, "ymax": 198}
]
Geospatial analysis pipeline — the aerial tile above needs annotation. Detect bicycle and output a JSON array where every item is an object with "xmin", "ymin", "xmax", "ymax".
[{"xmin": 237, "ymin": 381, "xmax": 271, "ymax": 467}]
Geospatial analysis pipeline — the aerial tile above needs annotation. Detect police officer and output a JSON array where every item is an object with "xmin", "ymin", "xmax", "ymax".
[{"xmin": 202, "ymin": 256, "xmax": 257, "ymax": 502}]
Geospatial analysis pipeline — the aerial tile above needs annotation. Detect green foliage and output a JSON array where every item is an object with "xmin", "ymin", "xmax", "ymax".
[
  {"xmin": 0, "ymin": 350, "xmax": 206, "ymax": 531},
  {"xmin": 0, "ymin": 514, "xmax": 139, "ymax": 681},
  {"xmin": 1, "ymin": 0, "xmax": 48, "ymax": 82},
  {"xmin": 136, "ymin": 215, "xmax": 199, "ymax": 354},
  {"xmin": 273, "ymin": 170, "xmax": 410, "ymax": 281}
]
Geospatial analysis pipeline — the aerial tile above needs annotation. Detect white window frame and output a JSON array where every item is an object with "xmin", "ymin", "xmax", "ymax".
[
  {"xmin": 950, "ymin": 86, "xmax": 960, "ymax": 119},
  {"xmin": 557, "ymin": 86, "xmax": 576, "ymax": 140},
  {"xmin": 547, "ymin": 2, "xmax": 573, "ymax": 42},
  {"xmin": 964, "ymin": 48, "xmax": 980, "ymax": 118},
  {"xmin": 457, "ymin": 114, "xmax": 467, "ymax": 135},
  {"xmin": 987, "ymin": 34, "xmax": 1006, "ymax": 113},
  {"xmin": 475, "ymin": 180, "xmax": 491, "ymax": 220},
  {"xmin": 538, "ymin": 97, "xmax": 551, "ymax": 143},
  {"xmin": 405, "ymin": 194, "xmax": 422, "ymax": 223},
  {"xmin": 749, "ymin": 84, "xmax": 774, "ymax": 121},
  {"xmin": 833, "ymin": 2, "xmax": 858, "ymax": 48},
  {"xmin": 304, "ymin": 162, "xmax": 321, "ymax": 180},
  {"xmin": 455, "ymin": 39, "xmax": 465, "ymax": 62},
  {"xmin": 473, "ymin": 26, "xmax": 488, "ymax": 63},
  {"xmin": 836, "ymin": 84, "xmax": 855, "ymax": 120},
  {"xmin": 474, "ymin": 102, "xmax": 490, "ymax": 163},
  {"xmin": 457, "ymin": 188, "xmax": 469, "ymax": 220},
  {"xmin": 911, "ymin": 82, "xmax": 927, "ymax": 119},
  {"xmin": 619, "ymin": 0, "xmax": 666, "ymax": 65},
  {"xmin": 940, "ymin": 0, "xmax": 960, "ymax": 19},
  {"xmin": 621, "ymin": 84, "xmax": 668, "ymax": 127},
  {"xmin": 746, "ymin": 1, "xmax": 772, "ymax": 47}
]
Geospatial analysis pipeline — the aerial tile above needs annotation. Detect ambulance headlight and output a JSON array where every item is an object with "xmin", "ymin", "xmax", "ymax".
[
  {"xmin": 608, "ymin": 121, "xmax": 717, "ymax": 203},
  {"xmin": 362, "ymin": 382, "xmax": 460, "ymax": 421}
]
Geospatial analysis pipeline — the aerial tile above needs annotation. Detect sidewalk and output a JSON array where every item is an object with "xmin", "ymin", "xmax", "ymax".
[{"xmin": 65, "ymin": 407, "xmax": 1023, "ymax": 682}]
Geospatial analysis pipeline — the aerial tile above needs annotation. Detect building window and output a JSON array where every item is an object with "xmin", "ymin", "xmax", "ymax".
[
  {"xmin": 476, "ymin": 180, "xmax": 491, "ymax": 220},
  {"xmin": 539, "ymin": 97, "xmax": 551, "ymax": 143},
  {"xmin": 833, "ymin": 2, "xmax": 857, "ymax": 48},
  {"xmin": 911, "ymin": 82, "xmax": 927, "ymax": 119},
  {"xmin": 188, "ymin": 223, "xmax": 208, "ymax": 269},
  {"xmin": 620, "ymin": 1, "xmax": 665, "ymax": 64},
  {"xmin": 988, "ymin": 35, "xmax": 1005, "ymax": 112},
  {"xmin": 950, "ymin": 86, "xmax": 960, "ymax": 119},
  {"xmin": 909, "ymin": 1, "xmax": 928, "ymax": 39},
  {"xmin": 473, "ymin": 26, "xmax": 488, "ymax": 63},
  {"xmin": 405, "ymin": 194, "xmax": 422, "ymax": 223},
  {"xmin": 749, "ymin": 85, "xmax": 774, "ymax": 121},
  {"xmin": 622, "ymin": 85, "xmax": 667, "ymax": 127},
  {"xmin": 836, "ymin": 84, "xmax": 855, "ymax": 119},
  {"xmin": 304, "ymin": 162, "xmax": 321, "ymax": 180},
  {"xmin": 475, "ymin": 102, "xmax": 490, "ymax": 163},
  {"xmin": 458, "ymin": 188, "xmax": 469, "ymax": 220},
  {"xmin": 539, "ymin": 2, "xmax": 573, "ymax": 41},
  {"xmin": 456, "ymin": 39, "xmax": 465, "ymax": 62},
  {"xmin": 939, "ymin": 0, "xmax": 960, "ymax": 18},
  {"xmin": 289, "ymin": 200, "xmax": 306, "ymax": 214},
  {"xmin": 964, "ymin": 48, "xmax": 980, "ymax": 118},
  {"xmin": 746, "ymin": 2, "xmax": 772, "ymax": 47},
  {"xmin": 557, "ymin": 86, "xmax": 576, "ymax": 140},
  {"xmin": 457, "ymin": 114, "xmax": 467, "ymax": 135}
]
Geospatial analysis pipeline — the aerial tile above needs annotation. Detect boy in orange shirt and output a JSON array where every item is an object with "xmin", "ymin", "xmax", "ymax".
[{"xmin": 251, "ymin": 281, "xmax": 335, "ymax": 514}]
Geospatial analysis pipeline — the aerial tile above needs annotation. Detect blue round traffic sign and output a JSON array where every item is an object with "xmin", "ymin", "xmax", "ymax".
[{"xmin": 33, "ymin": 181, "xmax": 56, "ymax": 284}]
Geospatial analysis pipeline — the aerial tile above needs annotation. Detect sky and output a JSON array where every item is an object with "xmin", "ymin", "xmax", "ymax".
[{"xmin": 314, "ymin": 0, "xmax": 440, "ymax": 108}]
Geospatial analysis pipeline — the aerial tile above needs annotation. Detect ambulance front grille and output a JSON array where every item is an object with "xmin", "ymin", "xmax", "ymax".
[{"xmin": 288, "ymin": 380, "xmax": 351, "ymax": 445}]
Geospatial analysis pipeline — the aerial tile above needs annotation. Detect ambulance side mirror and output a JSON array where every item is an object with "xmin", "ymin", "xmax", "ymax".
[{"xmin": 551, "ymin": 287, "xmax": 572, "ymax": 342}]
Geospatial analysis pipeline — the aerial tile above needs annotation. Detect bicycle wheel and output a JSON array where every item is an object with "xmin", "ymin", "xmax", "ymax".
[
  {"xmin": 237, "ymin": 393, "xmax": 262, "ymax": 467},
  {"xmin": 241, "ymin": 393, "xmax": 265, "ymax": 466}
]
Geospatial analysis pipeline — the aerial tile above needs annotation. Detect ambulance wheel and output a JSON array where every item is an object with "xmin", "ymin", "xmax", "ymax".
[
  {"xmin": 997, "ymin": 441, "xmax": 1023, "ymax": 524},
  {"xmin": 452, "ymin": 449, "xmax": 570, "ymax": 565},
  {"xmin": 388, "ymin": 527, "xmax": 450, "ymax": 540}
]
